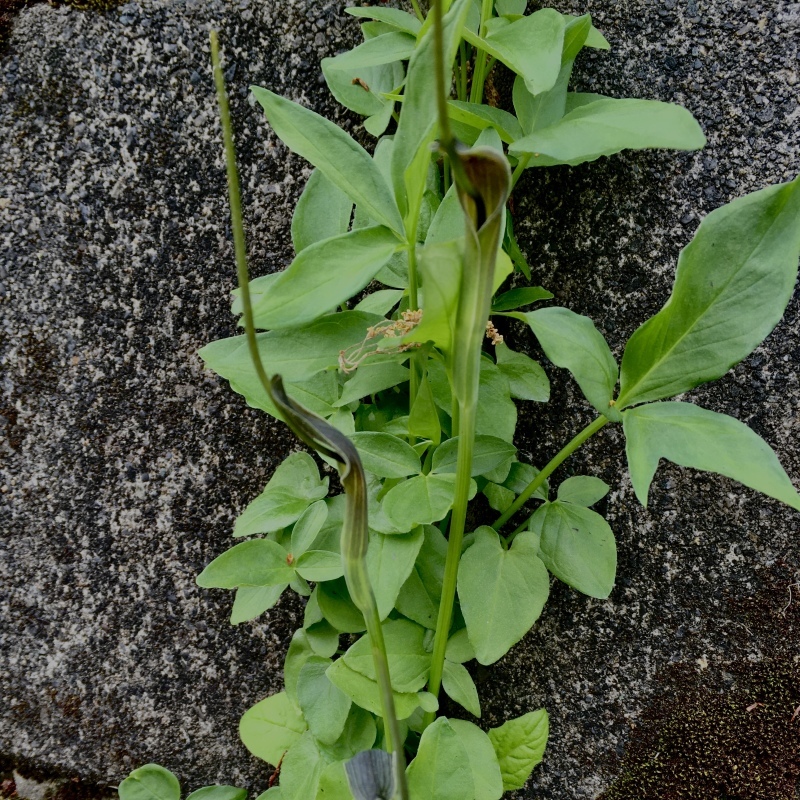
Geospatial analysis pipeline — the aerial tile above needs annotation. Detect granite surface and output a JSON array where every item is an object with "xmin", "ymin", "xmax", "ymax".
[{"xmin": 0, "ymin": 1, "xmax": 798, "ymax": 798}]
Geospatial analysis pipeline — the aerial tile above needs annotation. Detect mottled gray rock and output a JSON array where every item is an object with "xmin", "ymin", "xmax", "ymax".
[{"xmin": 0, "ymin": 1, "xmax": 797, "ymax": 798}]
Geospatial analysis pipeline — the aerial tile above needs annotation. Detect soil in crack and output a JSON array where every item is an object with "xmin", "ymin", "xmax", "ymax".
[{"xmin": 599, "ymin": 562, "xmax": 800, "ymax": 800}]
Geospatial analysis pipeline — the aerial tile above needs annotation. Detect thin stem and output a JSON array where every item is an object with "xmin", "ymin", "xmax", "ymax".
[
  {"xmin": 458, "ymin": 39, "xmax": 468, "ymax": 101},
  {"xmin": 511, "ymin": 154, "xmax": 532, "ymax": 189},
  {"xmin": 468, "ymin": 0, "xmax": 493, "ymax": 104},
  {"xmin": 212, "ymin": 33, "xmax": 409, "ymax": 798},
  {"xmin": 424, "ymin": 401, "xmax": 476, "ymax": 724},
  {"xmin": 493, "ymin": 416, "xmax": 609, "ymax": 531},
  {"xmin": 410, "ymin": 0, "xmax": 424, "ymax": 22},
  {"xmin": 210, "ymin": 31, "xmax": 270, "ymax": 400}
]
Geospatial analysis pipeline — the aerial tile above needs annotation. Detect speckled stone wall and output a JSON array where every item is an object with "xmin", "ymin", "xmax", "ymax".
[{"xmin": 0, "ymin": 1, "xmax": 797, "ymax": 798}]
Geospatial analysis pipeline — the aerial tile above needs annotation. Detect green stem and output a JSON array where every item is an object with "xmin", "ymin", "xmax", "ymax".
[
  {"xmin": 511, "ymin": 154, "xmax": 532, "ymax": 189},
  {"xmin": 424, "ymin": 401, "xmax": 476, "ymax": 724},
  {"xmin": 410, "ymin": 0, "xmax": 424, "ymax": 22},
  {"xmin": 212, "ymin": 32, "xmax": 409, "ymax": 798},
  {"xmin": 458, "ymin": 40, "xmax": 468, "ymax": 101},
  {"xmin": 468, "ymin": 0, "xmax": 493, "ymax": 104},
  {"xmin": 493, "ymin": 416, "xmax": 609, "ymax": 531},
  {"xmin": 210, "ymin": 31, "xmax": 270, "ymax": 399}
]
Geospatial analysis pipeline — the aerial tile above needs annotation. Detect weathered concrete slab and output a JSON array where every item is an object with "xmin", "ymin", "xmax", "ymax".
[{"xmin": 0, "ymin": 1, "xmax": 797, "ymax": 798}]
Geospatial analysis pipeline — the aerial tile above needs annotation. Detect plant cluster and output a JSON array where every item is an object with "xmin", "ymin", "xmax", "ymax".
[{"xmin": 119, "ymin": 1, "xmax": 800, "ymax": 799}]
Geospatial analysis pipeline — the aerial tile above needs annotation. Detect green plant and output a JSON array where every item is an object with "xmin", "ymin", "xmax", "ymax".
[{"xmin": 121, "ymin": 1, "xmax": 800, "ymax": 798}]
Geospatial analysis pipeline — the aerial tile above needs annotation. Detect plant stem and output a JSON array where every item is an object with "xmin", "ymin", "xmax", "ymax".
[
  {"xmin": 210, "ymin": 31, "xmax": 270, "ymax": 399},
  {"xmin": 212, "ymin": 34, "xmax": 409, "ymax": 797},
  {"xmin": 458, "ymin": 40, "xmax": 468, "ymax": 101},
  {"xmin": 468, "ymin": 0, "xmax": 493, "ymax": 104},
  {"xmin": 410, "ymin": 0, "xmax": 424, "ymax": 22},
  {"xmin": 511, "ymin": 154, "xmax": 532, "ymax": 189},
  {"xmin": 493, "ymin": 415, "xmax": 609, "ymax": 530},
  {"xmin": 424, "ymin": 401, "xmax": 476, "ymax": 724}
]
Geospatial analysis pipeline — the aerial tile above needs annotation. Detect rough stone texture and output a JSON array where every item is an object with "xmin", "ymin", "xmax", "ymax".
[{"xmin": 0, "ymin": 1, "xmax": 797, "ymax": 799}]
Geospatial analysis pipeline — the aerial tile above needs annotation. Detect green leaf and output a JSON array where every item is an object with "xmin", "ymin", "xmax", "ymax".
[
  {"xmin": 186, "ymin": 787, "xmax": 247, "ymax": 800},
  {"xmin": 408, "ymin": 375, "xmax": 443, "ymax": 446},
  {"xmin": 504, "ymin": 461, "xmax": 549, "ymax": 501},
  {"xmin": 492, "ymin": 287, "xmax": 553, "ymax": 312},
  {"xmin": 354, "ymin": 289, "xmax": 404, "ymax": 316},
  {"xmin": 483, "ymin": 482, "xmax": 515, "ymax": 513},
  {"xmin": 344, "ymin": 618, "xmax": 431, "ymax": 692},
  {"xmin": 431, "ymin": 435, "xmax": 517, "ymax": 477},
  {"xmin": 366, "ymin": 527, "xmax": 425, "ymax": 619},
  {"xmin": 383, "ymin": 473, "xmax": 459, "ymax": 529},
  {"xmin": 405, "ymin": 240, "xmax": 462, "ymax": 352},
  {"xmin": 449, "ymin": 720, "xmax": 504, "ymax": 800},
  {"xmin": 295, "ymin": 550, "xmax": 344, "ymax": 582},
  {"xmin": 395, "ymin": 525, "xmax": 448, "ymax": 628},
  {"xmin": 488, "ymin": 709, "xmax": 549, "ymax": 791},
  {"xmin": 284, "ymin": 371, "xmax": 339, "ymax": 418},
  {"xmin": 279, "ymin": 732, "xmax": 324, "ymax": 800},
  {"xmin": 479, "ymin": 10, "xmax": 565, "ymax": 95},
  {"xmin": 326, "ymin": 658, "xmax": 421, "ymax": 719},
  {"xmin": 425, "ymin": 187, "xmax": 463, "ymax": 247},
  {"xmin": 318, "ymin": 705, "xmax": 377, "ymax": 763},
  {"xmin": 623, "ymin": 402, "xmax": 800, "ymax": 511},
  {"xmin": 297, "ymin": 656, "xmax": 352, "ymax": 745},
  {"xmin": 529, "ymin": 503, "xmax": 616, "ymax": 598},
  {"xmin": 251, "ymin": 87, "xmax": 403, "ymax": 234},
  {"xmin": 406, "ymin": 717, "xmax": 475, "ymax": 800},
  {"xmin": 197, "ymin": 540, "xmax": 294, "ymax": 589},
  {"xmin": 391, "ymin": 0, "xmax": 471, "ymax": 215},
  {"xmin": 284, "ymin": 629, "xmax": 313, "ymax": 705},
  {"xmin": 511, "ymin": 307, "xmax": 620, "ymax": 419},
  {"xmin": 290, "ymin": 500, "xmax": 329, "ymax": 557},
  {"xmin": 445, "ymin": 628, "xmax": 475, "ymax": 664},
  {"xmin": 250, "ymin": 227, "xmax": 398, "ymax": 330},
  {"xmin": 495, "ymin": 343, "xmax": 550, "ymax": 402},
  {"xmin": 510, "ymin": 98, "xmax": 706, "ymax": 166},
  {"xmin": 618, "ymin": 176, "xmax": 800, "ymax": 408},
  {"xmin": 330, "ymin": 31, "xmax": 416, "ymax": 69},
  {"xmin": 306, "ymin": 620, "xmax": 340, "ymax": 659},
  {"xmin": 348, "ymin": 432, "xmax": 421, "ymax": 479},
  {"xmin": 231, "ymin": 584, "xmax": 286, "ymax": 624},
  {"xmin": 292, "ymin": 169, "xmax": 353, "ymax": 254},
  {"xmin": 119, "ymin": 766, "xmax": 180, "ymax": 800},
  {"xmin": 345, "ymin": 6, "xmax": 422, "ymax": 34},
  {"xmin": 317, "ymin": 761, "xmax": 354, "ymax": 800},
  {"xmin": 442, "ymin": 660, "xmax": 481, "ymax": 717},
  {"xmin": 447, "ymin": 100, "xmax": 523, "ymax": 145},
  {"xmin": 476, "ymin": 359, "xmax": 518, "ymax": 441},
  {"xmin": 557, "ymin": 476, "xmax": 609, "ymax": 506},
  {"xmin": 495, "ymin": 0, "xmax": 526, "ymax": 15},
  {"xmin": 318, "ymin": 578, "xmax": 367, "ymax": 633},
  {"xmin": 233, "ymin": 452, "xmax": 329, "ymax": 537},
  {"xmin": 200, "ymin": 311, "xmax": 382, "ymax": 395},
  {"xmin": 337, "ymin": 362, "xmax": 410, "ymax": 407},
  {"xmin": 458, "ymin": 527, "xmax": 550, "ymax": 665},
  {"xmin": 240, "ymin": 692, "xmax": 307, "ymax": 767},
  {"xmin": 321, "ymin": 56, "xmax": 401, "ymax": 122}
]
